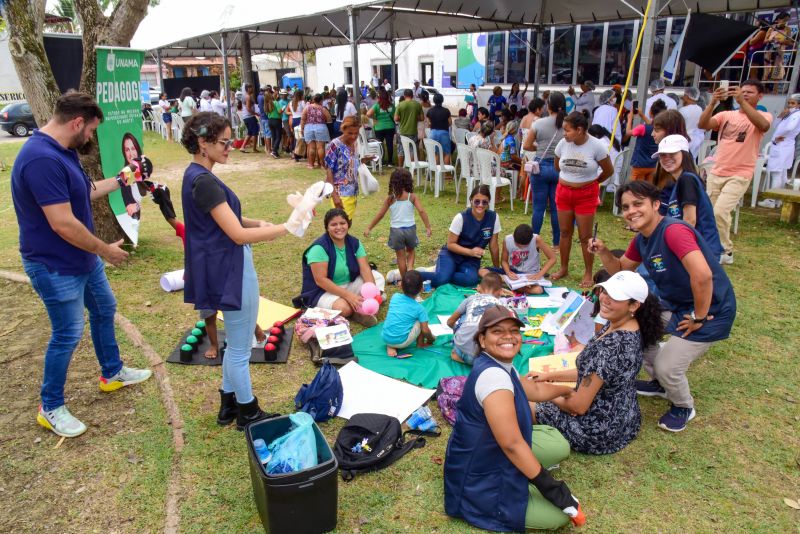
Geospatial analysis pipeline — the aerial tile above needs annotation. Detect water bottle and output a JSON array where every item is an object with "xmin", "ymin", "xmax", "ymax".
[
  {"xmin": 407, "ymin": 406, "xmax": 432, "ymax": 429},
  {"xmin": 417, "ymin": 416, "xmax": 439, "ymax": 432},
  {"xmin": 253, "ymin": 438, "xmax": 271, "ymax": 465}
]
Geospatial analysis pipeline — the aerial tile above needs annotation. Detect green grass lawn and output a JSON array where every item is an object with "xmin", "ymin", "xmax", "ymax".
[{"xmin": 2, "ymin": 132, "xmax": 799, "ymax": 532}]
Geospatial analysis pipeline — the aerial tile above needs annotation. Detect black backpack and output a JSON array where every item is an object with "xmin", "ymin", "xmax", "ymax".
[{"xmin": 332, "ymin": 413, "xmax": 429, "ymax": 481}]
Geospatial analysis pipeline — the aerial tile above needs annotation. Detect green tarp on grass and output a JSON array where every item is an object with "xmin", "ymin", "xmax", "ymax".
[{"xmin": 352, "ymin": 284, "xmax": 558, "ymax": 389}]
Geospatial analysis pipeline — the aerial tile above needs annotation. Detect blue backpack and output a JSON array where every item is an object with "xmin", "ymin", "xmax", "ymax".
[{"xmin": 294, "ymin": 361, "xmax": 343, "ymax": 422}]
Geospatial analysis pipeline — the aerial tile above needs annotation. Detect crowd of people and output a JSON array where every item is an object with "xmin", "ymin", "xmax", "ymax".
[{"xmin": 16, "ymin": 62, "xmax": 796, "ymax": 528}]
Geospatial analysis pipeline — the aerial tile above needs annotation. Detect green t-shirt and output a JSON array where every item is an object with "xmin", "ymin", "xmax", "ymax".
[
  {"xmin": 278, "ymin": 99, "xmax": 290, "ymax": 119},
  {"xmin": 371, "ymin": 103, "xmax": 396, "ymax": 131},
  {"xmin": 395, "ymin": 99, "xmax": 423, "ymax": 136},
  {"xmin": 305, "ymin": 242, "xmax": 367, "ymax": 286},
  {"xmin": 267, "ymin": 100, "xmax": 283, "ymax": 119}
]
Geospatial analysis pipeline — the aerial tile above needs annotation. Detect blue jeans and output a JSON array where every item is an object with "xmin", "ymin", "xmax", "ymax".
[
  {"xmin": 23, "ymin": 256, "xmax": 123, "ymax": 411},
  {"xmin": 531, "ymin": 158, "xmax": 560, "ymax": 246},
  {"xmin": 419, "ymin": 248, "xmax": 481, "ymax": 288},
  {"xmin": 220, "ymin": 246, "xmax": 259, "ymax": 404},
  {"xmin": 429, "ymin": 129, "xmax": 452, "ymax": 154}
]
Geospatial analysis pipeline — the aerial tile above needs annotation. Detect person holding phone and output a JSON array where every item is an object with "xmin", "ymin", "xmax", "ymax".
[{"xmin": 698, "ymin": 79, "xmax": 772, "ymax": 265}]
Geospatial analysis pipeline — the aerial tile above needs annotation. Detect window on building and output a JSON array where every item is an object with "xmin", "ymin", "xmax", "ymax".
[
  {"xmin": 486, "ymin": 32, "xmax": 506, "ymax": 84},
  {"xmin": 344, "ymin": 66, "xmax": 353, "ymax": 85},
  {"xmin": 197, "ymin": 66, "xmax": 210, "ymax": 76},
  {"xmin": 527, "ymin": 30, "xmax": 550, "ymax": 85},
  {"xmin": 443, "ymin": 45, "xmax": 458, "ymax": 88},
  {"xmin": 578, "ymin": 24, "xmax": 604, "ymax": 84},
  {"xmin": 666, "ymin": 18, "xmax": 686, "ymax": 85},
  {"xmin": 551, "ymin": 27, "xmax": 576, "ymax": 84},
  {"xmin": 507, "ymin": 30, "xmax": 528, "ymax": 83},
  {"xmin": 604, "ymin": 22, "xmax": 635, "ymax": 85},
  {"xmin": 173, "ymin": 67, "xmax": 186, "ymax": 78},
  {"xmin": 648, "ymin": 20, "xmax": 669, "ymax": 82}
]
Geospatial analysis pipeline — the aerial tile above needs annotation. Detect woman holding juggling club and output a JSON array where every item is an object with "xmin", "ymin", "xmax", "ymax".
[
  {"xmin": 587, "ymin": 181, "xmax": 736, "ymax": 433},
  {"xmin": 180, "ymin": 112, "xmax": 325, "ymax": 430}
]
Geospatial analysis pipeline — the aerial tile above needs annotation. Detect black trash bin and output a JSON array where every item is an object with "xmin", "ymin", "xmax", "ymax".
[{"xmin": 245, "ymin": 415, "xmax": 338, "ymax": 534}]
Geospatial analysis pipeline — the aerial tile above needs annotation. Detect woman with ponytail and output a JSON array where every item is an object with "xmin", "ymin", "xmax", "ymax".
[
  {"xmin": 522, "ymin": 91, "xmax": 567, "ymax": 248},
  {"xmin": 530, "ymin": 271, "xmax": 663, "ymax": 454}
]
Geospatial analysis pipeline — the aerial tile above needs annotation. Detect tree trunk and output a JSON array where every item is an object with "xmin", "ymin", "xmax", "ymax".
[
  {"xmin": 3, "ymin": 0, "xmax": 61, "ymax": 126},
  {"xmin": 3, "ymin": 0, "xmax": 151, "ymax": 244}
]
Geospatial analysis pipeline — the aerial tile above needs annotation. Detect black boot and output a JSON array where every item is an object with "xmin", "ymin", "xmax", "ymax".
[
  {"xmin": 217, "ymin": 390, "xmax": 237, "ymax": 426},
  {"xmin": 236, "ymin": 396, "xmax": 280, "ymax": 431}
]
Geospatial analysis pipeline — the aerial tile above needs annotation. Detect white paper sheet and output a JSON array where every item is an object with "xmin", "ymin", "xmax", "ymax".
[
  {"xmin": 337, "ymin": 362, "xmax": 436, "ymax": 422},
  {"xmin": 437, "ymin": 314, "xmax": 451, "ymax": 325},
  {"xmin": 526, "ymin": 297, "xmax": 563, "ymax": 309},
  {"xmin": 429, "ymin": 323, "xmax": 454, "ymax": 336}
]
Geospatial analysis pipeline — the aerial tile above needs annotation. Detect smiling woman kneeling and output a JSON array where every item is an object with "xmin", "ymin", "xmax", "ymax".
[
  {"xmin": 533, "ymin": 271, "xmax": 664, "ymax": 454},
  {"xmin": 444, "ymin": 306, "xmax": 585, "ymax": 531}
]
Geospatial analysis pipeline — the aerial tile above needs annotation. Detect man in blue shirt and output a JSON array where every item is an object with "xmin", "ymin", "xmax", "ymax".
[{"xmin": 12, "ymin": 91, "xmax": 152, "ymax": 438}]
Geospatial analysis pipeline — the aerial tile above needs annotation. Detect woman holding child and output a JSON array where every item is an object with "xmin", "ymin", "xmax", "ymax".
[
  {"xmin": 298, "ymin": 208, "xmax": 378, "ymax": 327},
  {"xmin": 444, "ymin": 305, "xmax": 585, "ymax": 531},
  {"xmin": 419, "ymin": 185, "xmax": 501, "ymax": 288},
  {"xmin": 533, "ymin": 271, "xmax": 664, "ymax": 454}
]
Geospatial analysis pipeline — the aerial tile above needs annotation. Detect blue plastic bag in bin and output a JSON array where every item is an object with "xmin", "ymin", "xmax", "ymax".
[{"xmin": 266, "ymin": 412, "xmax": 319, "ymax": 474}]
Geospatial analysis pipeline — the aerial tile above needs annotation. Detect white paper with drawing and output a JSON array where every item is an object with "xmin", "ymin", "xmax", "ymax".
[
  {"xmin": 315, "ymin": 323, "xmax": 352, "ymax": 349},
  {"xmin": 541, "ymin": 291, "xmax": 595, "ymax": 344}
]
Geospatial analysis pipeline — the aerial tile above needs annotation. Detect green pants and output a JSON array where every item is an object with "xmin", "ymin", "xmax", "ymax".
[{"xmin": 526, "ymin": 425, "xmax": 572, "ymax": 530}]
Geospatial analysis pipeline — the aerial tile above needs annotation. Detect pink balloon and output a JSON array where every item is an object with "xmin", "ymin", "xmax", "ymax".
[
  {"xmin": 360, "ymin": 282, "xmax": 379, "ymax": 299},
  {"xmin": 360, "ymin": 298, "xmax": 379, "ymax": 316}
]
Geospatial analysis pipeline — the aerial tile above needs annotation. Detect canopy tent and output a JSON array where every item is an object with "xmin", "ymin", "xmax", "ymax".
[{"xmin": 134, "ymin": 0, "xmax": 792, "ymax": 115}]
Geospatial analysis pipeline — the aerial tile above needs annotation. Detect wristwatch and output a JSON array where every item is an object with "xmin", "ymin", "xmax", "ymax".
[
  {"xmin": 115, "ymin": 174, "xmax": 126, "ymax": 189},
  {"xmin": 690, "ymin": 311, "xmax": 707, "ymax": 324}
]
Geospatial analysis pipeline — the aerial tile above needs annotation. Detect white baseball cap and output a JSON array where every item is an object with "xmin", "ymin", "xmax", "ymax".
[
  {"xmin": 413, "ymin": 79, "xmax": 420, "ymax": 84},
  {"xmin": 652, "ymin": 134, "xmax": 690, "ymax": 159},
  {"xmin": 594, "ymin": 271, "xmax": 649, "ymax": 303}
]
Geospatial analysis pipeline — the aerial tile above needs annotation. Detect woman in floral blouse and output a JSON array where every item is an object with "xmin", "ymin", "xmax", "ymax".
[{"xmin": 324, "ymin": 115, "xmax": 372, "ymax": 221}]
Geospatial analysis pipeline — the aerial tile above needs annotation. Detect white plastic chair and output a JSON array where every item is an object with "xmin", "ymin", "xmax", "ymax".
[
  {"xmin": 422, "ymin": 138, "xmax": 456, "ymax": 197},
  {"xmin": 399, "ymin": 135, "xmax": 430, "ymax": 186},
  {"xmin": 359, "ymin": 127, "xmax": 383, "ymax": 173},
  {"xmin": 696, "ymin": 138, "xmax": 716, "ymax": 165},
  {"xmin": 150, "ymin": 107, "xmax": 167, "ymax": 139},
  {"xmin": 475, "ymin": 148, "xmax": 513, "ymax": 211},
  {"xmin": 142, "ymin": 110, "xmax": 154, "ymax": 132},
  {"xmin": 171, "ymin": 114, "xmax": 185, "ymax": 143},
  {"xmin": 454, "ymin": 142, "xmax": 479, "ymax": 205},
  {"xmin": 601, "ymin": 148, "xmax": 630, "ymax": 212},
  {"xmin": 451, "ymin": 127, "xmax": 469, "ymax": 145},
  {"xmin": 750, "ymin": 142, "xmax": 771, "ymax": 207},
  {"xmin": 465, "ymin": 131, "xmax": 478, "ymax": 143}
]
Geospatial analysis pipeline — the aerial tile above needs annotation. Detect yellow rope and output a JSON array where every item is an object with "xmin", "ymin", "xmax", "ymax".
[{"xmin": 609, "ymin": 0, "xmax": 654, "ymax": 151}]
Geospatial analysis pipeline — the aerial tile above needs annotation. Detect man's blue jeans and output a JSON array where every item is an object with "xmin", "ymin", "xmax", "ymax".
[
  {"xmin": 419, "ymin": 248, "xmax": 482, "ymax": 288},
  {"xmin": 23, "ymin": 256, "xmax": 123, "ymax": 411},
  {"xmin": 531, "ymin": 158, "xmax": 560, "ymax": 246}
]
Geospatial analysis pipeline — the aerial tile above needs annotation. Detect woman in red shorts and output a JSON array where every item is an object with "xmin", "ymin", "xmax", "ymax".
[{"xmin": 552, "ymin": 112, "xmax": 613, "ymax": 287}]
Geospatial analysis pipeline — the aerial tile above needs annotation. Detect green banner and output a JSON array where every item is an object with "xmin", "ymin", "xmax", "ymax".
[{"xmin": 95, "ymin": 47, "xmax": 145, "ymax": 245}]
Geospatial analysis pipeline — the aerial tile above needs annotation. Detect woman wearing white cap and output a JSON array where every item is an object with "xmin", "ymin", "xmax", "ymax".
[
  {"xmin": 652, "ymin": 135, "xmax": 723, "ymax": 258},
  {"xmin": 590, "ymin": 89, "xmax": 620, "ymax": 135},
  {"xmin": 760, "ymin": 93, "xmax": 800, "ymax": 208},
  {"xmin": 532, "ymin": 271, "xmax": 663, "ymax": 454}
]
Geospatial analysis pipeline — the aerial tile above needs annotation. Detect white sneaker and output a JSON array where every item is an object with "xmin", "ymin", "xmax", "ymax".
[
  {"xmin": 386, "ymin": 269, "xmax": 401, "ymax": 284},
  {"xmin": 757, "ymin": 199, "xmax": 776, "ymax": 208},
  {"xmin": 99, "ymin": 366, "xmax": 153, "ymax": 392},
  {"xmin": 719, "ymin": 252, "xmax": 734, "ymax": 265},
  {"xmin": 37, "ymin": 405, "xmax": 87, "ymax": 438}
]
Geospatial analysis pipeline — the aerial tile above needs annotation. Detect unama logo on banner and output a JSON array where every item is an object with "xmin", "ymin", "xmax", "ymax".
[{"xmin": 106, "ymin": 51, "xmax": 116, "ymax": 72}]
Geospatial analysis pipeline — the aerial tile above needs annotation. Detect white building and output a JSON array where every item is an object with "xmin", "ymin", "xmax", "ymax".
[{"xmin": 316, "ymin": 36, "xmax": 458, "ymax": 91}]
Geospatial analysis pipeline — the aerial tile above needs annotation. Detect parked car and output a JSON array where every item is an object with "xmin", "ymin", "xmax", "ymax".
[
  {"xmin": 0, "ymin": 101, "xmax": 37, "ymax": 137},
  {"xmin": 394, "ymin": 86, "xmax": 439, "ymax": 104}
]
